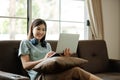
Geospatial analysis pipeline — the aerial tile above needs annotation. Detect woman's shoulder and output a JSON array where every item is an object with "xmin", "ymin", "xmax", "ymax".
[
  {"xmin": 20, "ymin": 39, "xmax": 31, "ymax": 45},
  {"xmin": 20, "ymin": 39, "xmax": 34, "ymax": 48},
  {"xmin": 21, "ymin": 39, "xmax": 29, "ymax": 43}
]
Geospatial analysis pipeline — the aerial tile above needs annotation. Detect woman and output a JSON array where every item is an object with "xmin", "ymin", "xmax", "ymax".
[{"xmin": 18, "ymin": 18, "xmax": 101, "ymax": 80}]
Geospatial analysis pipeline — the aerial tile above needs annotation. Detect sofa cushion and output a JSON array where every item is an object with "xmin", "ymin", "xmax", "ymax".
[
  {"xmin": 32, "ymin": 57, "xmax": 88, "ymax": 74},
  {"xmin": 77, "ymin": 40, "xmax": 109, "ymax": 73}
]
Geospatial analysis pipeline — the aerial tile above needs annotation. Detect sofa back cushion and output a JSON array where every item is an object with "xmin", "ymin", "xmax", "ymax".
[
  {"xmin": 47, "ymin": 40, "xmax": 57, "ymax": 52},
  {"xmin": 0, "ymin": 40, "xmax": 28, "ymax": 76},
  {"xmin": 77, "ymin": 40, "xmax": 109, "ymax": 73}
]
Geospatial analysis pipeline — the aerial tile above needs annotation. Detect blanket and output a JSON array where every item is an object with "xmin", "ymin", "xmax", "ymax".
[{"xmin": 36, "ymin": 67, "xmax": 102, "ymax": 80}]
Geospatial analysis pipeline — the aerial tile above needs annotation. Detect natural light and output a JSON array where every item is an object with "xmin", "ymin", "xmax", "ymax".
[{"xmin": 0, "ymin": 0, "xmax": 88, "ymax": 40}]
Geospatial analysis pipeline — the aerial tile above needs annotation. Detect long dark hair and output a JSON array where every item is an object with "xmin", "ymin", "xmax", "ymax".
[{"xmin": 27, "ymin": 18, "xmax": 47, "ymax": 47}]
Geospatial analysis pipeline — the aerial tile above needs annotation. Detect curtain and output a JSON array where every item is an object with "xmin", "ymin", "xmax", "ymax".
[{"xmin": 86, "ymin": 0, "xmax": 104, "ymax": 40}]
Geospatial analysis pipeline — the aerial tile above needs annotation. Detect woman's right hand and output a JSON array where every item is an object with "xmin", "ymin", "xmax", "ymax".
[{"xmin": 44, "ymin": 51, "xmax": 55, "ymax": 59}]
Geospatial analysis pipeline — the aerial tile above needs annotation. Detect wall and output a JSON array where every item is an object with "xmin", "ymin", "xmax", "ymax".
[{"xmin": 102, "ymin": 0, "xmax": 120, "ymax": 59}]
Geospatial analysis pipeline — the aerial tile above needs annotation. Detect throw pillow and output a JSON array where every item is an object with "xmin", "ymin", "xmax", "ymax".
[{"xmin": 32, "ymin": 57, "xmax": 88, "ymax": 74}]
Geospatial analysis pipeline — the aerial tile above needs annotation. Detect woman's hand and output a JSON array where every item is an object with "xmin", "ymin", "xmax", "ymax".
[
  {"xmin": 44, "ymin": 51, "xmax": 55, "ymax": 59},
  {"xmin": 63, "ymin": 48, "xmax": 71, "ymax": 56}
]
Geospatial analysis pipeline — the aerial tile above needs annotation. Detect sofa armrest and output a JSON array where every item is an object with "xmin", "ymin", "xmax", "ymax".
[
  {"xmin": 109, "ymin": 59, "xmax": 120, "ymax": 72},
  {"xmin": 0, "ymin": 71, "xmax": 29, "ymax": 80}
]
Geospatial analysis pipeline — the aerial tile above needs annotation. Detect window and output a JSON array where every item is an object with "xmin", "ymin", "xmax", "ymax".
[
  {"xmin": 0, "ymin": 0, "xmax": 27, "ymax": 40},
  {"xmin": 0, "ymin": 0, "xmax": 88, "ymax": 40},
  {"xmin": 32, "ymin": 0, "xmax": 88, "ymax": 40}
]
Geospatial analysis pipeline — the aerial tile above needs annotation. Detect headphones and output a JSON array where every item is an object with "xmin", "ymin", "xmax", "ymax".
[{"xmin": 30, "ymin": 38, "xmax": 38, "ymax": 45}]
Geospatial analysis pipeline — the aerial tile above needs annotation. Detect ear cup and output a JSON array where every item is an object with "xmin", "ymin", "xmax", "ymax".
[{"xmin": 30, "ymin": 38, "xmax": 38, "ymax": 45}]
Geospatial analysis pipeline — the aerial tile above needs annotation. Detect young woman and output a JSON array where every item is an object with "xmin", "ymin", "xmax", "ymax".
[
  {"xmin": 18, "ymin": 18, "xmax": 101, "ymax": 80},
  {"xmin": 18, "ymin": 18, "xmax": 71, "ymax": 80}
]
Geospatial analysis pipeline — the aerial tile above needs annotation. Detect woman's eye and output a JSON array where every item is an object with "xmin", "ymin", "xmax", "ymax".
[
  {"xmin": 37, "ymin": 28, "xmax": 40, "ymax": 30},
  {"xmin": 42, "ymin": 29, "xmax": 46, "ymax": 31},
  {"xmin": 36, "ymin": 28, "xmax": 45, "ymax": 31}
]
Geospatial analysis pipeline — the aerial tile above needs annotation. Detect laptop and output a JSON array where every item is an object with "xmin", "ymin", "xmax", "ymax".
[{"xmin": 56, "ymin": 33, "xmax": 80, "ymax": 54}]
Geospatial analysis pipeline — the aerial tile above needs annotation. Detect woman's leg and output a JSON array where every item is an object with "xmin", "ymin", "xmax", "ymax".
[
  {"xmin": 75, "ymin": 67, "xmax": 102, "ymax": 80},
  {"xmin": 36, "ymin": 67, "xmax": 102, "ymax": 80}
]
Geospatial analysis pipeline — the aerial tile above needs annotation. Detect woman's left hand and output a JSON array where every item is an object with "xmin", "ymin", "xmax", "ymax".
[{"xmin": 63, "ymin": 48, "xmax": 71, "ymax": 56}]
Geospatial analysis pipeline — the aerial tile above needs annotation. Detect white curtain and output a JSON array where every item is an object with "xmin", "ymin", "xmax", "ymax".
[{"xmin": 86, "ymin": 0, "xmax": 104, "ymax": 40}]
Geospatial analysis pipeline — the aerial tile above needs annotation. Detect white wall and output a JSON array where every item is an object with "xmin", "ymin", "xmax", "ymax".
[{"xmin": 102, "ymin": 0, "xmax": 120, "ymax": 59}]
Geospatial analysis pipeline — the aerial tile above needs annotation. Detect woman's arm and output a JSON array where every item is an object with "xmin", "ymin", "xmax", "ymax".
[
  {"xmin": 20, "ymin": 55, "xmax": 43, "ymax": 70},
  {"xmin": 20, "ymin": 51, "xmax": 55, "ymax": 70}
]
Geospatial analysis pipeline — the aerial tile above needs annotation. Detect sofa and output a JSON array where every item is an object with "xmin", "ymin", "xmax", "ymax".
[{"xmin": 0, "ymin": 40, "xmax": 120, "ymax": 80}]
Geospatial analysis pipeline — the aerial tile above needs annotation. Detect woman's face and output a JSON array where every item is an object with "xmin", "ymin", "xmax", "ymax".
[{"xmin": 32, "ymin": 24, "xmax": 46, "ymax": 41}]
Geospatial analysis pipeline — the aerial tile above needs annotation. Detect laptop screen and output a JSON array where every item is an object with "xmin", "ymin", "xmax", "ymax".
[{"xmin": 56, "ymin": 33, "xmax": 80, "ymax": 54}]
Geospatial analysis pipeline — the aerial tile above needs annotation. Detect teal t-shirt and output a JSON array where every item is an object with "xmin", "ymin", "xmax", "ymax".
[{"xmin": 18, "ymin": 39, "xmax": 52, "ymax": 80}]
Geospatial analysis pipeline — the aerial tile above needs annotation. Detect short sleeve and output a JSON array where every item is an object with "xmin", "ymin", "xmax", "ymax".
[{"xmin": 18, "ymin": 40, "xmax": 30, "ymax": 56}]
